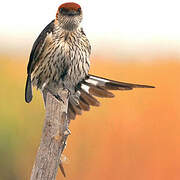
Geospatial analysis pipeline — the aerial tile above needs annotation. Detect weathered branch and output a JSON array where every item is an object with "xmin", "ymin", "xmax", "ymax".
[{"xmin": 30, "ymin": 90, "xmax": 70, "ymax": 180}]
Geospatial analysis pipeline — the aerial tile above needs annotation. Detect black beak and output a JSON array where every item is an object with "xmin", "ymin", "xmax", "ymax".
[
  {"xmin": 67, "ymin": 10, "xmax": 78, "ymax": 16},
  {"xmin": 61, "ymin": 9, "xmax": 80, "ymax": 16}
]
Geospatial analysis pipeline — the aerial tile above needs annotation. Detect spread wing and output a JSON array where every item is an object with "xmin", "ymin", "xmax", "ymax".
[
  {"xmin": 25, "ymin": 20, "xmax": 55, "ymax": 103},
  {"xmin": 68, "ymin": 74, "xmax": 155, "ymax": 120}
]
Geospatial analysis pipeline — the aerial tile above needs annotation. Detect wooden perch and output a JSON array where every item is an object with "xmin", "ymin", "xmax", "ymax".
[{"xmin": 30, "ymin": 90, "xmax": 70, "ymax": 180}]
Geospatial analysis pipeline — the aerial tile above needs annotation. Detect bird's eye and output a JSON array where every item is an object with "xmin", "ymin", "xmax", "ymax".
[
  {"xmin": 77, "ymin": 8, "xmax": 81, "ymax": 12},
  {"xmin": 60, "ymin": 8, "xmax": 64, "ymax": 13}
]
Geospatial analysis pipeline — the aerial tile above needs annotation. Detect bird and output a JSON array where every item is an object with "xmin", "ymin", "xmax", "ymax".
[{"xmin": 25, "ymin": 2, "xmax": 155, "ymax": 120}]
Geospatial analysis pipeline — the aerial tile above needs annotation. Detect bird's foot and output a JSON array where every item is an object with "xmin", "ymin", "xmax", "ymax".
[{"xmin": 54, "ymin": 94, "xmax": 65, "ymax": 103}]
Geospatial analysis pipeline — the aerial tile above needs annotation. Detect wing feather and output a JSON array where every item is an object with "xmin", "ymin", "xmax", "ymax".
[
  {"xmin": 68, "ymin": 74, "xmax": 154, "ymax": 120},
  {"xmin": 27, "ymin": 20, "xmax": 55, "ymax": 74},
  {"xmin": 25, "ymin": 20, "xmax": 55, "ymax": 103}
]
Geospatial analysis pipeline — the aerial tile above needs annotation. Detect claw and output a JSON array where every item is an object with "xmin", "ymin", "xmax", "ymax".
[{"xmin": 55, "ymin": 94, "xmax": 65, "ymax": 103}]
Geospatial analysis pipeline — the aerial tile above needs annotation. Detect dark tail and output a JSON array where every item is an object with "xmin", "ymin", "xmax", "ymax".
[
  {"xmin": 67, "ymin": 74, "xmax": 155, "ymax": 120},
  {"xmin": 25, "ymin": 74, "xmax": 33, "ymax": 103}
]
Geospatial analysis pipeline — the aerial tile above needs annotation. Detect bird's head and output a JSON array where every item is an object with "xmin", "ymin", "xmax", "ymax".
[{"xmin": 56, "ymin": 2, "xmax": 82, "ymax": 31}]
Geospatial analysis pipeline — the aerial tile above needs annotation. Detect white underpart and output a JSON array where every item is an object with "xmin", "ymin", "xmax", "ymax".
[
  {"xmin": 41, "ymin": 78, "xmax": 49, "ymax": 91},
  {"xmin": 43, "ymin": 32, "xmax": 53, "ymax": 49},
  {"xmin": 81, "ymin": 84, "xmax": 90, "ymax": 93},
  {"xmin": 85, "ymin": 79, "xmax": 98, "ymax": 86},
  {"xmin": 89, "ymin": 76, "xmax": 110, "ymax": 83},
  {"xmin": 47, "ymin": 32, "xmax": 52, "ymax": 40}
]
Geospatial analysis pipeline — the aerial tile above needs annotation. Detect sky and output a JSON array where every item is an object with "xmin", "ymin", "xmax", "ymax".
[{"xmin": 1, "ymin": 0, "xmax": 180, "ymax": 58}]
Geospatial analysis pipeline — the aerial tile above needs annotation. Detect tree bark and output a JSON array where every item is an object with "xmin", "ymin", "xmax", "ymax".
[{"xmin": 30, "ymin": 90, "xmax": 70, "ymax": 180}]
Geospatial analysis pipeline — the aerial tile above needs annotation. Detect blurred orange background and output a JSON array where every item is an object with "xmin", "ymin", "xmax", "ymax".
[
  {"xmin": 0, "ymin": 54, "xmax": 180, "ymax": 180},
  {"xmin": 1, "ymin": 0, "xmax": 180, "ymax": 179}
]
